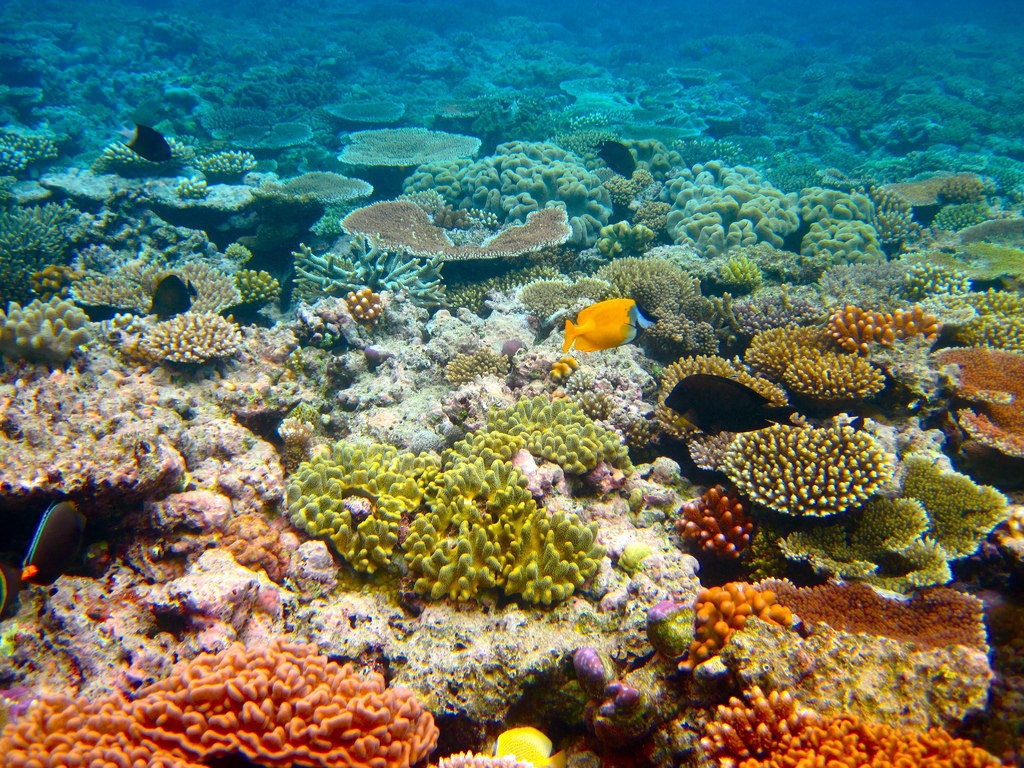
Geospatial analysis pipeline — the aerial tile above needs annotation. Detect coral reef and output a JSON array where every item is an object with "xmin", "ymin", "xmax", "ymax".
[{"xmin": 0, "ymin": 296, "xmax": 91, "ymax": 363}]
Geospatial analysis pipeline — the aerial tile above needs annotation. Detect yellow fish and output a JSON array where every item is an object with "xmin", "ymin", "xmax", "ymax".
[
  {"xmin": 494, "ymin": 726, "xmax": 566, "ymax": 768},
  {"xmin": 563, "ymin": 298, "xmax": 651, "ymax": 353}
]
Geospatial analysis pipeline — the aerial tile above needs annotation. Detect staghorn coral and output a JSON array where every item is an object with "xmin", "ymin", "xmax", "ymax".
[
  {"xmin": 934, "ymin": 346, "xmax": 1024, "ymax": 458},
  {"xmin": 903, "ymin": 262, "xmax": 972, "ymax": 300},
  {"xmin": 901, "ymin": 455, "xmax": 1008, "ymax": 559},
  {"xmin": 663, "ymin": 161, "xmax": 800, "ymax": 258},
  {"xmin": 782, "ymin": 347, "xmax": 886, "ymax": 402},
  {"xmin": 722, "ymin": 423, "xmax": 894, "ymax": 517},
  {"xmin": 0, "ymin": 296, "xmax": 91, "ymax": 363},
  {"xmin": 445, "ymin": 348, "xmax": 510, "ymax": 385},
  {"xmin": 292, "ymin": 235, "xmax": 444, "ymax": 308},
  {"xmin": 517, "ymin": 277, "xmax": 610, "ymax": 321},
  {"xmin": 743, "ymin": 325, "xmax": 829, "ymax": 381},
  {"xmin": 701, "ymin": 685, "xmax": 1003, "ymax": 768},
  {"xmin": 175, "ymin": 175, "xmax": 208, "ymax": 200},
  {"xmin": 827, "ymin": 303, "xmax": 939, "ymax": 355},
  {"xmin": 681, "ymin": 583, "xmax": 793, "ymax": 670},
  {"xmin": 0, "ymin": 202, "xmax": 77, "ymax": 306},
  {"xmin": 777, "ymin": 496, "xmax": 952, "ymax": 591},
  {"xmin": 677, "ymin": 484, "xmax": 754, "ymax": 559},
  {"xmin": 345, "ymin": 286, "xmax": 383, "ymax": 326},
  {"xmin": 938, "ymin": 175, "xmax": 988, "ymax": 204},
  {"xmin": 0, "ymin": 640, "xmax": 439, "ymax": 768},
  {"xmin": 868, "ymin": 184, "xmax": 921, "ymax": 250},
  {"xmin": 139, "ymin": 312, "xmax": 242, "ymax": 364}
]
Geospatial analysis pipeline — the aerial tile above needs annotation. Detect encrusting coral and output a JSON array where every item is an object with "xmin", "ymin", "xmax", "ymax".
[{"xmin": 0, "ymin": 640, "xmax": 439, "ymax": 768}]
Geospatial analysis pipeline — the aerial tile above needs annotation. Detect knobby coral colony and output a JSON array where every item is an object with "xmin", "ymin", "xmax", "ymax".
[{"xmin": 3, "ymin": 10, "xmax": 1024, "ymax": 768}]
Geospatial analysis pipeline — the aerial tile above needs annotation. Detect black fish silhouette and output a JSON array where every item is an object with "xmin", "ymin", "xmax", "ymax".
[
  {"xmin": 128, "ymin": 124, "xmax": 172, "ymax": 162},
  {"xmin": 21, "ymin": 501, "xmax": 86, "ymax": 587},
  {"xmin": 596, "ymin": 140, "xmax": 636, "ymax": 177},
  {"xmin": 665, "ymin": 373, "xmax": 797, "ymax": 434},
  {"xmin": 150, "ymin": 274, "xmax": 196, "ymax": 318},
  {"xmin": 0, "ymin": 561, "xmax": 21, "ymax": 618}
]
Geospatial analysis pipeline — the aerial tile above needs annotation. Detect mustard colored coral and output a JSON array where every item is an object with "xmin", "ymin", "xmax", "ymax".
[{"xmin": 722, "ymin": 423, "xmax": 894, "ymax": 517}]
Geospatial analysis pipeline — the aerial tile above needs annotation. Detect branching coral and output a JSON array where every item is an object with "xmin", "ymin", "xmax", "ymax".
[
  {"xmin": 0, "ymin": 202, "xmax": 77, "ymax": 305},
  {"xmin": 827, "ymin": 304, "xmax": 939, "ymax": 355},
  {"xmin": 722, "ymin": 424, "xmax": 894, "ymax": 517},
  {"xmin": 292, "ymin": 235, "xmax": 444, "ymax": 308},
  {"xmin": 140, "ymin": 311, "xmax": 242, "ymax": 364},
  {"xmin": 0, "ymin": 640, "xmax": 439, "ymax": 768},
  {"xmin": 677, "ymin": 485, "xmax": 754, "ymax": 559},
  {"xmin": 701, "ymin": 685, "xmax": 1003, "ymax": 768},
  {"xmin": 681, "ymin": 583, "xmax": 793, "ymax": 670}
]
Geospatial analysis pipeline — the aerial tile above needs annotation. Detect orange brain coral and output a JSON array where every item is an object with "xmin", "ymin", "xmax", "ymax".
[{"xmin": 0, "ymin": 640, "xmax": 439, "ymax": 768}]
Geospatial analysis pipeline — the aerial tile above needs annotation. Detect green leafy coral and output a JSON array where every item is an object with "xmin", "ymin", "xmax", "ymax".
[{"xmin": 285, "ymin": 396, "xmax": 615, "ymax": 604}]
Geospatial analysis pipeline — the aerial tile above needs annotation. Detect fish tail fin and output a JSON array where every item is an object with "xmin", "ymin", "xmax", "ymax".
[
  {"xmin": 547, "ymin": 750, "xmax": 567, "ymax": 768},
  {"xmin": 633, "ymin": 305, "xmax": 654, "ymax": 329},
  {"xmin": 563, "ymin": 319, "xmax": 578, "ymax": 353},
  {"xmin": 764, "ymin": 405, "xmax": 799, "ymax": 425}
]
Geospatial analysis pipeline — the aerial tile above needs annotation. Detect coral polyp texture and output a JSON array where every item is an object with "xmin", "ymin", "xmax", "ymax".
[
  {"xmin": 0, "ymin": 640, "xmax": 439, "ymax": 768},
  {"xmin": 677, "ymin": 484, "xmax": 755, "ymax": 559},
  {"xmin": 934, "ymin": 346, "xmax": 1024, "ymax": 458},
  {"xmin": 722, "ymin": 423, "xmax": 894, "ymax": 517},
  {"xmin": 681, "ymin": 583, "xmax": 793, "ymax": 670},
  {"xmin": 827, "ymin": 303, "xmax": 939, "ymax": 355},
  {"xmin": 701, "ymin": 685, "xmax": 1003, "ymax": 768},
  {"xmin": 140, "ymin": 311, "xmax": 243, "ymax": 364}
]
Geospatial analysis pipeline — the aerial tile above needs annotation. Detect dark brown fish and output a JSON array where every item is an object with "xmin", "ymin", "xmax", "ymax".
[
  {"xmin": 150, "ymin": 274, "xmax": 196, "ymax": 318},
  {"xmin": 21, "ymin": 501, "xmax": 85, "ymax": 586},
  {"xmin": 665, "ymin": 373, "xmax": 796, "ymax": 434},
  {"xmin": 128, "ymin": 124, "xmax": 172, "ymax": 162},
  {"xmin": 596, "ymin": 139, "xmax": 636, "ymax": 178},
  {"xmin": 0, "ymin": 561, "xmax": 21, "ymax": 618}
]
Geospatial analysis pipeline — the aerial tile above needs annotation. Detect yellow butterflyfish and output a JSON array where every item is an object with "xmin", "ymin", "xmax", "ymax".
[
  {"xmin": 563, "ymin": 298, "xmax": 651, "ymax": 353},
  {"xmin": 494, "ymin": 726, "xmax": 567, "ymax": 768}
]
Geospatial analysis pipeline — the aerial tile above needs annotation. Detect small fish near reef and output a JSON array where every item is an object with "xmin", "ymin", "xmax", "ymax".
[
  {"xmin": 494, "ymin": 726, "xmax": 566, "ymax": 768},
  {"xmin": 0, "ymin": 500, "xmax": 85, "ymax": 618},
  {"xmin": 665, "ymin": 373, "xmax": 797, "ymax": 434},
  {"xmin": 124, "ymin": 123, "xmax": 173, "ymax": 162},
  {"xmin": 149, "ymin": 274, "xmax": 196, "ymax": 319},
  {"xmin": 564, "ymin": 298, "xmax": 652, "ymax": 353},
  {"xmin": 596, "ymin": 139, "xmax": 636, "ymax": 178}
]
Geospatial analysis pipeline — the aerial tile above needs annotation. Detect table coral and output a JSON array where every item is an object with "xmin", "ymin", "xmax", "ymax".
[
  {"xmin": 934, "ymin": 346, "xmax": 1024, "ymax": 458},
  {"xmin": 722, "ymin": 423, "xmax": 894, "ymax": 517},
  {"xmin": 0, "ymin": 640, "xmax": 439, "ymax": 768}
]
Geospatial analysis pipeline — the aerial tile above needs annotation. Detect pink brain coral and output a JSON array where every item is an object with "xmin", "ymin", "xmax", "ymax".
[{"xmin": 0, "ymin": 640, "xmax": 438, "ymax": 768}]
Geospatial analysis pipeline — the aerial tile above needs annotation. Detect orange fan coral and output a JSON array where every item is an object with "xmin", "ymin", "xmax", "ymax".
[{"xmin": 0, "ymin": 640, "xmax": 439, "ymax": 768}]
